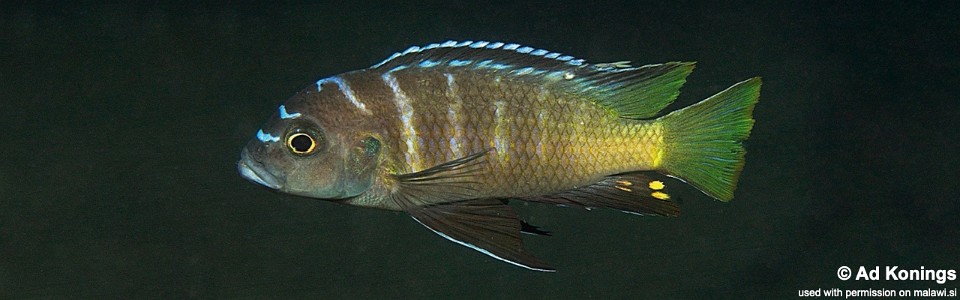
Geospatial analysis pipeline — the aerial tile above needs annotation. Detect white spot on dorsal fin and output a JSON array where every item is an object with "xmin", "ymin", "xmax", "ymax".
[
  {"xmin": 402, "ymin": 46, "xmax": 421, "ymax": 55},
  {"xmin": 470, "ymin": 41, "xmax": 489, "ymax": 48},
  {"xmin": 279, "ymin": 105, "xmax": 301, "ymax": 119},
  {"xmin": 512, "ymin": 67, "xmax": 535, "ymax": 75},
  {"xmin": 449, "ymin": 60, "xmax": 472, "ymax": 67},
  {"xmin": 419, "ymin": 60, "xmax": 441, "ymax": 68}
]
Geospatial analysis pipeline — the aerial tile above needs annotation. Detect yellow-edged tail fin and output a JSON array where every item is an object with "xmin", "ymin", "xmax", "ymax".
[{"xmin": 657, "ymin": 77, "xmax": 761, "ymax": 201}]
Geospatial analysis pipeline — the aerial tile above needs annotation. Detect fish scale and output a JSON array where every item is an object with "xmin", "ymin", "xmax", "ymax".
[{"xmin": 378, "ymin": 67, "xmax": 660, "ymax": 197}]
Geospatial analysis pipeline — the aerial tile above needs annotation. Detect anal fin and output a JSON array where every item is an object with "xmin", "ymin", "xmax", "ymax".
[
  {"xmin": 525, "ymin": 172, "xmax": 679, "ymax": 216},
  {"xmin": 408, "ymin": 199, "xmax": 555, "ymax": 272}
]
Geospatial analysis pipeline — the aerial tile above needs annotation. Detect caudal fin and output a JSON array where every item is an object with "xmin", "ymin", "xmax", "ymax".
[{"xmin": 657, "ymin": 77, "xmax": 761, "ymax": 201}]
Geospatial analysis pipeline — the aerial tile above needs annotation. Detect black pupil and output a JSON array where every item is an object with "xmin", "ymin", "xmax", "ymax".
[{"xmin": 291, "ymin": 134, "xmax": 313, "ymax": 152}]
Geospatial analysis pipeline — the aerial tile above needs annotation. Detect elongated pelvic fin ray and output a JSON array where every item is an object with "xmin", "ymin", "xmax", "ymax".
[{"xmin": 407, "ymin": 199, "xmax": 555, "ymax": 272}]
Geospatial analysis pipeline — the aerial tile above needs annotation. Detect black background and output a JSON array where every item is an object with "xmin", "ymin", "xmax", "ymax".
[{"xmin": 1, "ymin": 1, "xmax": 957, "ymax": 298}]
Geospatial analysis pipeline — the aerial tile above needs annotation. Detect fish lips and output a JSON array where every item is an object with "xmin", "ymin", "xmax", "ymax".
[{"xmin": 238, "ymin": 149, "xmax": 283, "ymax": 190}]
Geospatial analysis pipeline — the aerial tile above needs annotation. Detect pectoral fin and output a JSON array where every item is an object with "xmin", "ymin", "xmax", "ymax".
[
  {"xmin": 408, "ymin": 199, "xmax": 555, "ymax": 272},
  {"xmin": 391, "ymin": 150, "xmax": 490, "ymax": 207}
]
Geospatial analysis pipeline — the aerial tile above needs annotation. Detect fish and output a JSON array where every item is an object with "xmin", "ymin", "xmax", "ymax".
[{"xmin": 238, "ymin": 40, "xmax": 761, "ymax": 272}]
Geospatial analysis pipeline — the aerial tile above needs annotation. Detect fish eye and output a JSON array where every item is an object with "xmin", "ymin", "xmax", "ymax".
[{"xmin": 286, "ymin": 132, "xmax": 318, "ymax": 155}]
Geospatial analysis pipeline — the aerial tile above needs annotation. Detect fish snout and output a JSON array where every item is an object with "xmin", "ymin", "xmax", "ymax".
[{"xmin": 238, "ymin": 149, "xmax": 283, "ymax": 190}]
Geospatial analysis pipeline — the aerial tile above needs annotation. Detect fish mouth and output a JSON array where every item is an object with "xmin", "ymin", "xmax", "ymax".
[{"xmin": 238, "ymin": 149, "xmax": 283, "ymax": 190}]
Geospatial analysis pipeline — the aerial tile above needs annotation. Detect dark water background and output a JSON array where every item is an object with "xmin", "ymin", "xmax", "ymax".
[{"xmin": 2, "ymin": 1, "xmax": 958, "ymax": 298}]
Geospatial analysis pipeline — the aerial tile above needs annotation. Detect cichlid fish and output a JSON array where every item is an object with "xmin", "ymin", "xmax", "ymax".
[{"xmin": 238, "ymin": 40, "xmax": 760, "ymax": 271}]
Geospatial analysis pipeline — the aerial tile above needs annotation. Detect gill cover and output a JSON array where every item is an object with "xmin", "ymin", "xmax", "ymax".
[{"xmin": 340, "ymin": 136, "xmax": 381, "ymax": 197}]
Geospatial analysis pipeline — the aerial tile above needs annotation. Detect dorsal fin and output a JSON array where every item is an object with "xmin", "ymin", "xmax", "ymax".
[
  {"xmin": 369, "ymin": 40, "xmax": 695, "ymax": 119},
  {"xmin": 370, "ymin": 40, "xmax": 588, "ymax": 70}
]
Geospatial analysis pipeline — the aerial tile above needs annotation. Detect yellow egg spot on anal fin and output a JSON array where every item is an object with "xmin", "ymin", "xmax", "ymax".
[
  {"xmin": 651, "ymin": 191, "xmax": 670, "ymax": 200},
  {"xmin": 648, "ymin": 180, "xmax": 665, "ymax": 190}
]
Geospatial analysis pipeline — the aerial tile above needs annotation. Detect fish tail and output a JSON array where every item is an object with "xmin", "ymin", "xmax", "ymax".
[{"xmin": 656, "ymin": 77, "xmax": 761, "ymax": 201}]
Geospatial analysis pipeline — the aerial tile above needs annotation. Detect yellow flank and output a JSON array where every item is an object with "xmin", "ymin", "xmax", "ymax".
[
  {"xmin": 651, "ymin": 191, "xmax": 670, "ymax": 200},
  {"xmin": 648, "ymin": 180, "xmax": 665, "ymax": 190},
  {"xmin": 617, "ymin": 120, "xmax": 666, "ymax": 171},
  {"xmin": 493, "ymin": 100, "xmax": 509, "ymax": 162},
  {"xmin": 648, "ymin": 122, "xmax": 665, "ymax": 168},
  {"xmin": 388, "ymin": 70, "xmax": 679, "ymax": 198}
]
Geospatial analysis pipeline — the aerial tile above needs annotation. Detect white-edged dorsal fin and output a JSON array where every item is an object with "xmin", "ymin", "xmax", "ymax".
[
  {"xmin": 370, "ymin": 40, "xmax": 695, "ymax": 119},
  {"xmin": 370, "ymin": 40, "xmax": 594, "ymax": 72}
]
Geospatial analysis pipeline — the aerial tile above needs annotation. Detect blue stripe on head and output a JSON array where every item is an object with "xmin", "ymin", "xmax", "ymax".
[
  {"xmin": 279, "ymin": 105, "xmax": 301, "ymax": 119},
  {"xmin": 257, "ymin": 129, "xmax": 281, "ymax": 143}
]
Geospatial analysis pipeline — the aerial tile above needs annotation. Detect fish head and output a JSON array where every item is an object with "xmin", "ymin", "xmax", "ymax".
[{"xmin": 238, "ymin": 89, "xmax": 382, "ymax": 200}]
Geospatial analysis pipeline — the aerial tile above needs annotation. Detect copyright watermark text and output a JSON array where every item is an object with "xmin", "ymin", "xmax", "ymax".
[
  {"xmin": 799, "ymin": 288, "xmax": 956, "ymax": 298},
  {"xmin": 838, "ymin": 266, "xmax": 956, "ymax": 284},
  {"xmin": 797, "ymin": 266, "xmax": 957, "ymax": 298}
]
